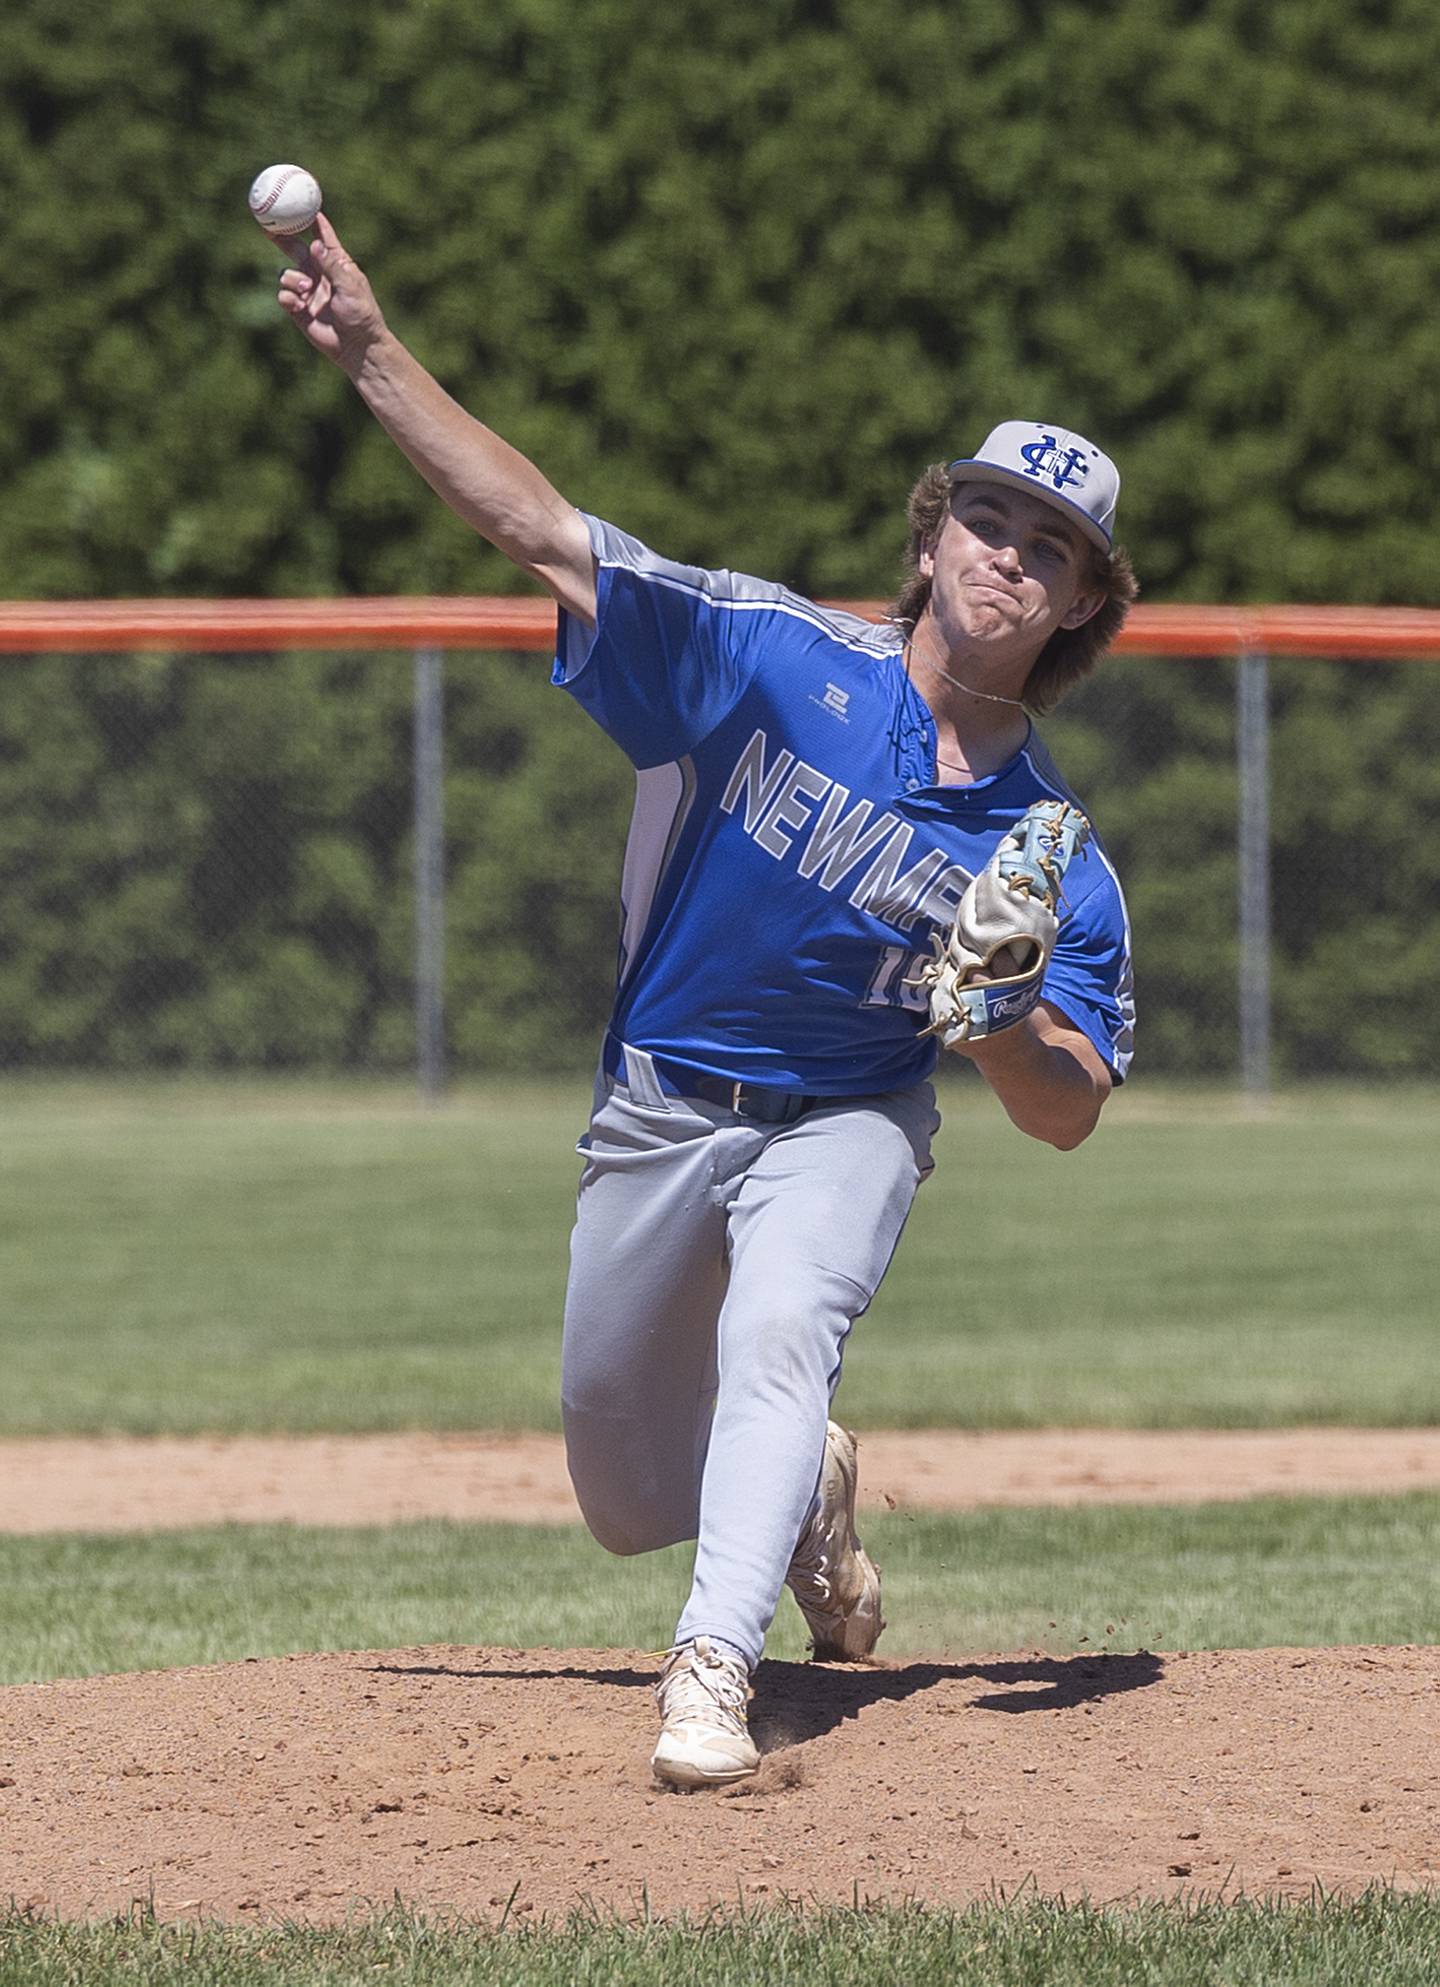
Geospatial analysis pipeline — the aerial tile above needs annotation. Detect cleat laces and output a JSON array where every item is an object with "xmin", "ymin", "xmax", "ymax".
[{"xmin": 655, "ymin": 1639, "xmax": 750, "ymax": 1732}]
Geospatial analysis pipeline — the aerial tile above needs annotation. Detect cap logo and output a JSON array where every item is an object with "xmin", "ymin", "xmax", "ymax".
[{"xmin": 1018, "ymin": 434, "xmax": 1090, "ymax": 494}]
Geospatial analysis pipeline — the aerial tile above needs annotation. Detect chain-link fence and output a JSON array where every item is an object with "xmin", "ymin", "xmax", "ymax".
[{"xmin": 2, "ymin": 603, "xmax": 1437, "ymax": 1088}]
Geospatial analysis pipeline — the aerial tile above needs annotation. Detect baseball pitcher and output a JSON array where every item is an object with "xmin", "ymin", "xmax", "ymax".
[{"xmin": 277, "ymin": 214, "xmax": 1137, "ymax": 1791}]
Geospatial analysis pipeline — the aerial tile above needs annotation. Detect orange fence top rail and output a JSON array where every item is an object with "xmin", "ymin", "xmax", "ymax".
[{"xmin": 2, "ymin": 596, "xmax": 1440, "ymax": 657}]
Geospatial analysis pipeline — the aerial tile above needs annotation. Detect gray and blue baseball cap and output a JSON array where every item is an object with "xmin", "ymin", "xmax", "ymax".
[{"xmin": 948, "ymin": 421, "xmax": 1120, "ymax": 551}]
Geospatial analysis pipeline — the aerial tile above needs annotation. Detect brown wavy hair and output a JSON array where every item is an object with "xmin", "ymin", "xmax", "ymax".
[{"xmin": 887, "ymin": 463, "xmax": 1139, "ymax": 715}]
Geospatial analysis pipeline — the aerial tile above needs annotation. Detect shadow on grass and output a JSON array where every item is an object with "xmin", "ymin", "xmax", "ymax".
[{"xmin": 367, "ymin": 1648, "xmax": 1166, "ymax": 1756}]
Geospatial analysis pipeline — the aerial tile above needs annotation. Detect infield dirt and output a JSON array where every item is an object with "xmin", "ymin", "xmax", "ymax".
[
  {"xmin": 6, "ymin": 1427, "xmax": 1440, "ymax": 1532},
  {"xmin": 2, "ymin": 1643, "xmax": 1437, "ymax": 1923},
  {"xmin": 2, "ymin": 1432, "xmax": 1437, "ymax": 1923}
]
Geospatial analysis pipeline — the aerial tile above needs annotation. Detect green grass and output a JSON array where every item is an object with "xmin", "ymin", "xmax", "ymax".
[
  {"xmin": 2, "ymin": 1076, "xmax": 1437, "ymax": 1434},
  {"xmin": 5, "ymin": 1493, "xmax": 1439, "ymax": 1686},
  {"xmin": 4, "ymin": 1894, "xmax": 1440, "ymax": 1985}
]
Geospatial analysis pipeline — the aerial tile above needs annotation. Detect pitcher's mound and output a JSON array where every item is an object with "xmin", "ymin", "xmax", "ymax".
[{"xmin": 2, "ymin": 1644, "xmax": 1436, "ymax": 1922}]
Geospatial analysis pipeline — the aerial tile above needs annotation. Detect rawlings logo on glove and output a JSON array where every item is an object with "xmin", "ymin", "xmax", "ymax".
[{"xmin": 909, "ymin": 799, "xmax": 1091, "ymax": 1048}]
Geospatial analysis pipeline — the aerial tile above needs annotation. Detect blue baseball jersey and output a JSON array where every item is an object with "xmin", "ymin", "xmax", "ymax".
[{"xmin": 553, "ymin": 515, "xmax": 1134, "ymax": 1095}]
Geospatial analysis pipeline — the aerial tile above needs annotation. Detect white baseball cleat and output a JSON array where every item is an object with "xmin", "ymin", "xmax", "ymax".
[
  {"xmin": 786, "ymin": 1420, "xmax": 885, "ymax": 1661},
  {"xmin": 651, "ymin": 1637, "xmax": 760, "ymax": 1789}
]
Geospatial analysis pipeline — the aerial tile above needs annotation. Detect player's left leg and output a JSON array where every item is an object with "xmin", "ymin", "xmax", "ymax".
[{"xmin": 672, "ymin": 1082, "xmax": 938, "ymax": 1674}]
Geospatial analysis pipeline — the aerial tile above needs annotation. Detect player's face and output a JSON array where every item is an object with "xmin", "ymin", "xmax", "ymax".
[{"xmin": 921, "ymin": 484, "xmax": 1104, "ymax": 662}]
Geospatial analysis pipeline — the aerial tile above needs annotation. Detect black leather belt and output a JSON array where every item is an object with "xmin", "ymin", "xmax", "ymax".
[
  {"xmin": 682, "ymin": 1071, "xmax": 819, "ymax": 1124},
  {"xmin": 609, "ymin": 1044, "xmax": 820, "ymax": 1125}
]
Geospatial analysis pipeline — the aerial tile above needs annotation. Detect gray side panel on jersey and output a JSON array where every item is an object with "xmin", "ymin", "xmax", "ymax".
[
  {"xmin": 582, "ymin": 514, "xmax": 903, "ymax": 665},
  {"xmin": 1022, "ymin": 735, "xmax": 1136, "ymax": 1080},
  {"xmin": 1109, "ymin": 945, "xmax": 1137, "ymax": 1077},
  {"xmin": 616, "ymin": 758, "xmax": 698, "ymax": 993}
]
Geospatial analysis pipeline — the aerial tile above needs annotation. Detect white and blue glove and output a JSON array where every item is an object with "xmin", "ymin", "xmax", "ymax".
[{"xmin": 910, "ymin": 800, "xmax": 1090, "ymax": 1048}]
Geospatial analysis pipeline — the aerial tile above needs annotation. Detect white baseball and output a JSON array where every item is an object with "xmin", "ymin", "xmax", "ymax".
[{"xmin": 248, "ymin": 163, "xmax": 323, "ymax": 237}]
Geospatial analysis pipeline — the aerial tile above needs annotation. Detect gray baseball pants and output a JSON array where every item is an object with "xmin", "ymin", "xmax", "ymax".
[{"xmin": 560, "ymin": 1047, "xmax": 939, "ymax": 1671}]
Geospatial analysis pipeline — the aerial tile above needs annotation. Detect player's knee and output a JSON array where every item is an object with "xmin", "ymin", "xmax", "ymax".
[
  {"xmin": 581, "ymin": 1510, "xmax": 648, "ymax": 1556},
  {"xmin": 730, "ymin": 1281, "xmax": 856, "ymax": 1376},
  {"xmin": 575, "ymin": 1491, "xmax": 683, "ymax": 1557},
  {"xmin": 564, "ymin": 1453, "xmax": 637, "ymax": 1552},
  {"xmin": 564, "ymin": 1428, "xmax": 692, "ymax": 1556}
]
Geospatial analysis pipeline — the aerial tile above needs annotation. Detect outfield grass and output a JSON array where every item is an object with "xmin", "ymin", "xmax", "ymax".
[
  {"xmin": 2, "ymin": 1076, "xmax": 1436, "ymax": 1434},
  {"xmin": 3, "ymin": 1894, "xmax": 1440, "ymax": 1985},
  {"xmin": 4, "ymin": 1493, "xmax": 1438, "ymax": 1686}
]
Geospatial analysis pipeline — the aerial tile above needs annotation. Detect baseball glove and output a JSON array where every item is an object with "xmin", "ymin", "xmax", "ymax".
[{"xmin": 910, "ymin": 799, "xmax": 1091, "ymax": 1048}]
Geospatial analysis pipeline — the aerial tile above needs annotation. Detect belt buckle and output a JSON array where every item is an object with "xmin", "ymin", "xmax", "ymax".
[{"xmin": 731, "ymin": 1080, "xmax": 748, "ymax": 1116}]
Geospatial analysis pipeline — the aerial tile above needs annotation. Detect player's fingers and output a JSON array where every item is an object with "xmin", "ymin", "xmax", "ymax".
[
  {"xmin": 309, "ymin": 214, "xmax": 377, "ymax": 305},
  {"xmin": 273, "ymin": 231, "xmax": 314, "ymax": 270},
  {"xmin": 277, "ymin": 284, "xmax": 323, "ymax": 320},
  {"xmin": 308, "ymin": 215, "xmax": 354, "ymax": 281},
  {"xmin": 278, "ymin": 268, "xmax": 312, "ymax": 296},
  {"xmin": 313, "ymin": 210, "xmax": 345, "ymax": 255}
]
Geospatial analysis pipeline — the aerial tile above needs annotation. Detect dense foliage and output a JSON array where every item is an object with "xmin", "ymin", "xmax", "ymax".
[{"xmin": 1, "ymin": 0, "xmax": 1437, "ymax": 1072}]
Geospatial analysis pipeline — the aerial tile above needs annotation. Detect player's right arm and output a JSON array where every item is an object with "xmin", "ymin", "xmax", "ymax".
[{"xmin": 277, "ymin": 214, "xmax": 596, "ymax": 624}]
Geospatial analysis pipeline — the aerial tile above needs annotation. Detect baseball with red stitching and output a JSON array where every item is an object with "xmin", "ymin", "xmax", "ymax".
[{"xmin": 248, "ymin": 163, "xmax": 323, "ymax": 237}]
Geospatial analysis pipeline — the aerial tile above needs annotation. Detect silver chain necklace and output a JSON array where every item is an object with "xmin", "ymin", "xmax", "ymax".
[
  {"xmin": 927, "ymin": 658, "xmax": 1028, "ymax": 708},
  {"xmin": 902, "ymin": 635, "xmax": 1028, "ymax": 709}
]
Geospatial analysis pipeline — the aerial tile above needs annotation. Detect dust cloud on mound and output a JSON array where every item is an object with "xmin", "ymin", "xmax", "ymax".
[{"xmin": 2, "ymin": 1643, "xmax": 1436, "ymax": 1923}]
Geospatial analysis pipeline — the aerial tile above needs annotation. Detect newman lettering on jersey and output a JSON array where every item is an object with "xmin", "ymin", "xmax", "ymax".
[{"xmin": 719, "ymin": 727, "xmax": 969, "ymax": 933}]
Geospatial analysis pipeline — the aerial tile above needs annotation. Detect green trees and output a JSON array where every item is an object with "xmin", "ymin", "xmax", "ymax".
[
  {"xmin": 0, "ymin": 653, "xmax": 411, "ymax": 1066},
  {"xmin": 2, "ymin": 0, "xmax": 1437, "ymax": 1072},
  {"xmin": 7, "ymin": 0, "xmax": 1440, "ymax": 606}
]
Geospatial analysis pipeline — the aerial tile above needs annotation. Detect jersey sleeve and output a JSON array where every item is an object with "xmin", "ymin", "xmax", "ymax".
[
  {"xmin": 552, "ymin": 514, "xmax": 764, "ymax": 768},
  {"xmin": 1038, "ymin": 848, "xmax": 1136, "ymax": 1082}
]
